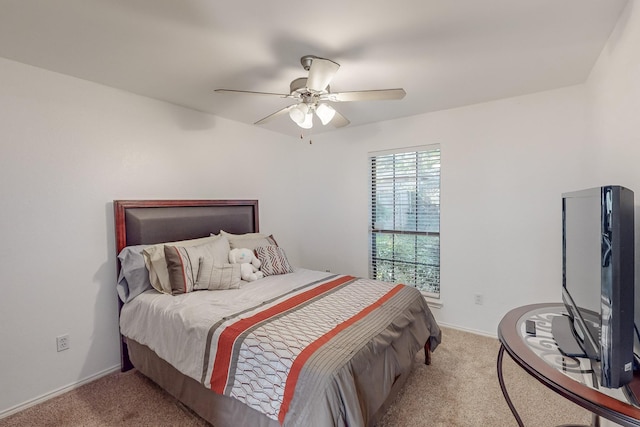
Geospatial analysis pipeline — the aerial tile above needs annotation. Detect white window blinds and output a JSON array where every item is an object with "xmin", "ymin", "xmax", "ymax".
[{"xmin": 369, "ymin": 145, "xmax": 441, "ymax": 297}]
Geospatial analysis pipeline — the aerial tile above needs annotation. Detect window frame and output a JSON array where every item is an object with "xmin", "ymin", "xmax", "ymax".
[{"xmin": 368, "ymin": 144, "xmax": 441, "ymax": 299}]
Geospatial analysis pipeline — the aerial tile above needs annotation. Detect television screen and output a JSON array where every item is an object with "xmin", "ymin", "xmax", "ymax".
[{"xmin": 563, "ymin": 190, "xmax": 602, "ymax": 359}]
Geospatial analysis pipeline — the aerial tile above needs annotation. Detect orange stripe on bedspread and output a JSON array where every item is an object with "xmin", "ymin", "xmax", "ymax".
[
  {"xmin": 277, "ymin": 283, "xmax": 404, "ymax": 423},
  {"xmin": 210, "ymin": 275, "xmax": 355, "ymax": 393}
]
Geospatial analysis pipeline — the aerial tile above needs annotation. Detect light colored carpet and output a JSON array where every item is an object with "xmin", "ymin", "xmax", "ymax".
[
  {"xmin": 1, "ymin": 327, "xmax": 592, "ymax": 426},
  {"xmin": 378, "ymin": 327, "xmax": 592, "ymax": 427}
]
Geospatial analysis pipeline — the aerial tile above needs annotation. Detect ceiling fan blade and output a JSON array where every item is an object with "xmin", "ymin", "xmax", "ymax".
[
  {"xmin": 254, "ymin": 105, "xmax": 296, "ymax": 125},
  {"xmin": 331, "ymin": 110, "xmax": 350, "ymax": 128},
  {"xmin": 215, "ymin": 89, "xmax": 290, "ymax": 98},
  {"xmin": 326, "ymin": 88, "xmax": 406, "ymax": 102},
  {"xmin": 306, "ymin": 57, "xmax": 340, "ymax": 92}
]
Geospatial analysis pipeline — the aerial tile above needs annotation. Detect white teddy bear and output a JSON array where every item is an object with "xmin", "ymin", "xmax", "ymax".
[{"xmin": 228, "ymin": 248, "xmax": 264, "ymax": 282}]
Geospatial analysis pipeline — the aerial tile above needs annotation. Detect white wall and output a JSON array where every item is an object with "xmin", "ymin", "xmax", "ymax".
[
  {"xmin": 0, "ymin": 57, "xmax": 302, "ymax": 416},
  {"xmin": 587, "ymin": 0, "xmax": 640, "ymax": 191},
  {"xmin": 585, "ymin": 0, "xmax": 640, "ymax": 325}
]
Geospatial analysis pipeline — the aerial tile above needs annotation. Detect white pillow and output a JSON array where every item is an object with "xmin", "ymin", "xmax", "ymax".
[{"xmin": 220, "ymin": 230, "xmax": 277, "ymax": 250}]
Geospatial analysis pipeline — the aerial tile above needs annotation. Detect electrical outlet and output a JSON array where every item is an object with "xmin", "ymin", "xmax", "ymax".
[
  {"xmin": 56, "ymin": 334, "xmax": 70, "ymax": 352},
  {"xmin": 474, "ymin": 293, "xmax": 484, "ymax": 305}
]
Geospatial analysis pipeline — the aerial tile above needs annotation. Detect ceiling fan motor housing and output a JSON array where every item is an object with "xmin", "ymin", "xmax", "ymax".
[
  {"xmin": 290, "ymin": 77, "xmax": 308, "ymax": 94},
  {"xmin": 290, "ymin": 77, "xmax": 329, "ymax": 104}
]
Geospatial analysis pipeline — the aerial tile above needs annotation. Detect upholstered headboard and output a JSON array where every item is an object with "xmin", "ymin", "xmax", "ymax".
[{"xmin": 114, "ymin": 200, "xmax": 259, "ymax": 252}]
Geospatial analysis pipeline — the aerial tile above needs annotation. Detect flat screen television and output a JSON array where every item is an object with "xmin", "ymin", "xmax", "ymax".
[{"xmin": 554, "ymin": 185, "xmax": 635, "ymax": 389}]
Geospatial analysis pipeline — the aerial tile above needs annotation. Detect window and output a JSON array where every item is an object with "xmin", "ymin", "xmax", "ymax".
[{"xmin": 369, "ymin": 145, "xmax": 441, "ymax": 298}]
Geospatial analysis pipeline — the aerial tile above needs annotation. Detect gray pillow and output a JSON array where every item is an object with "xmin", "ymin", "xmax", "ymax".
[{"xmin": 117, "ymin": 245, "xmax": 153, "ymax": 303}]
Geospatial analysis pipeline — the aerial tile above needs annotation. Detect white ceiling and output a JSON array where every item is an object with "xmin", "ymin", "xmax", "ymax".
[{"xmin": 0, "ymin": 0, "xmax": 628, "ymax": 136}]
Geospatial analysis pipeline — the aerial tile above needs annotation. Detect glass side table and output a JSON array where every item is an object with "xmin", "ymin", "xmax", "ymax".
[{"xmin": 497, "ymin": 303, "xmax": 640, "ymax": 427}]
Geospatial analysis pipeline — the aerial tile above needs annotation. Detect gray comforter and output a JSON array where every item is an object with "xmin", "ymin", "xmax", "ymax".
[{"xmin": 201, "ymin": 274, "xmax": 441, "ymax": 427}]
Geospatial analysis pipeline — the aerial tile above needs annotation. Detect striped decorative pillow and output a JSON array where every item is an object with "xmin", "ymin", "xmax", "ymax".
[
  {"xmin": 195, "ymin": 261, "xmax": 242, "ymax": 290},
  {"xmin": 255, "ymin": 245, "xmax": 293, "ymax": 276},
  {"xmin": 164, "ymin": 245, "xmax": 200, "ymax": 294}
]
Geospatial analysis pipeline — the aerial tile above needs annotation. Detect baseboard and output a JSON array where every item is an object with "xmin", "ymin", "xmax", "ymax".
[
  {"xmin": 437, "ymin": 321, "xmax": 498, "ymax": 339},
  {"xmin": 0, "ymin": 364, "xmax": 121, "ymax": 420}
]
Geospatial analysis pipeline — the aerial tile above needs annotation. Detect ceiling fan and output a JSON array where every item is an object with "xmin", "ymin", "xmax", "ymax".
[{"xmin": 215, "ymin": 55, "xmax": 406, "ymax": 130}]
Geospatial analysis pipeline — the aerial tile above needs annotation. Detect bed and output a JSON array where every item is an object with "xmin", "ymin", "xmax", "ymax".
[{"xmin": 114, "ymin": 199, "xmax": 441, "ymax": 427}]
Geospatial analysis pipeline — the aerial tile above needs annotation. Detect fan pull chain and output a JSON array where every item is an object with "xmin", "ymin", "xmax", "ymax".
[{"xmin": 299, "ymin": 132, "xmax": 312, "ymax": 144}]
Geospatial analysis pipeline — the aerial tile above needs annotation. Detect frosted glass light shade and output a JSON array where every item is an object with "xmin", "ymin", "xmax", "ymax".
[
  {"xmin": 315, "ymin": 103, "xmax": 336, "ymax": 125},
  {"xmin": 289, "ymin": 104, "xmax": 309, "ymax": 124},
  {"xmin": 299, "ymin": 112, "xmax": 313, "ymax": 129}
]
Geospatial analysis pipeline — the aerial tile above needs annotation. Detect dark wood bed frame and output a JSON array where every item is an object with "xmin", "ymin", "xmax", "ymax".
[
  {"xmin": 113, "ymin": 198, "xmax": 432, "ymax": 426},
  {"xmin": 114, "ymin": 199, "xmax": 260, "ymax": 371}
]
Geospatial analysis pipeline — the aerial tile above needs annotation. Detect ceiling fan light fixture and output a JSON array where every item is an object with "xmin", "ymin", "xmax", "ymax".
[
  {"xmin": 216, "ymin": 54, "xmax": 405, "ymax": 131},
  {"xmin": 315, "ymin": 103, "xmax": 336, "ymax": 125}
]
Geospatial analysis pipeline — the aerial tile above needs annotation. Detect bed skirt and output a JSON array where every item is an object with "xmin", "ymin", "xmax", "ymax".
[{"xmin": 126, "ymin": 334, "xmax": 421, "ymax": 427}]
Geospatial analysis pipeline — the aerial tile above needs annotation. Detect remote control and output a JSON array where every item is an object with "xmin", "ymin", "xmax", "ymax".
[{"xmin": 525, "ymin": 319, "xmax": 536, "ymax": 335}]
